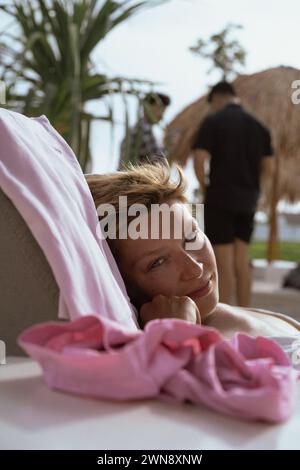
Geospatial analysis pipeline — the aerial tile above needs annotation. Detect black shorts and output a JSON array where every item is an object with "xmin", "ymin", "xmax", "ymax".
[{"xmin": 204, "ymin": 205, "xmax": 255, "ymax": 244}]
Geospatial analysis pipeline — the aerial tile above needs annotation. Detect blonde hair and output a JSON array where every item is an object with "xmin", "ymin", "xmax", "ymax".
[{"xmin": 86, "ymin": 162, "xmax": 187, "ymax": 222}]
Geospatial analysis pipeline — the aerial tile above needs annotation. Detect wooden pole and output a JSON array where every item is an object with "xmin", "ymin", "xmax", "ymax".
[{"xmin": 267, "ymin": 154, "xmax": 280, "ymax": 262}]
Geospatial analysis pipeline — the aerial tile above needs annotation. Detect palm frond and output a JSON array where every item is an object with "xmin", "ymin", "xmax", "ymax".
[{"xmin": 0, "ymin": 0, "xmax": 165, "ymax": 170}]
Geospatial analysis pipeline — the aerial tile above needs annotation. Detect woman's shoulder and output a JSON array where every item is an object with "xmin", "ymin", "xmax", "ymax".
[
  {"xmin": 204, "ymin": 303, "xmax": 254, "ymax": 336},
  {"xmin": 204, "ymin": 303, "xmax": 300, "ymax": 337},
  {"xmin": 207, "ymin": 303, "xmax": 250, "ymax": 319}
]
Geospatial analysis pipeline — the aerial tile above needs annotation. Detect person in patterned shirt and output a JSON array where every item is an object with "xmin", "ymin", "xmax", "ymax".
[{"xmin": 119, "ymin": 92, "xmax": 170, "ymax": 168}]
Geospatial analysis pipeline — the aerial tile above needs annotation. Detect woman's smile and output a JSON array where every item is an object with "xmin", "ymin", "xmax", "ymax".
[{"xmin": 187, "ymin": 275, "xmax": 213, "ymax": 299}]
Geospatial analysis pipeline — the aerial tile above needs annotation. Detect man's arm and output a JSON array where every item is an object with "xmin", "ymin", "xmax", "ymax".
[
  {"xmin": 193, "ymin": 149, "xmax": 210, "ymax": 196},
  {"xmin": 260, "ymin": 126, "xmax": 274, "ymax": 187},
  {"xmin": 259, "ymin": 156, "xmax": 275, "ymax": 208},
  {"xmin": 261, "ymin": 155, "xmax": 275, "ymax": 177},
  {"xmin": 191, "ymin": 117, "xmax": 213, "ymax": 198}
]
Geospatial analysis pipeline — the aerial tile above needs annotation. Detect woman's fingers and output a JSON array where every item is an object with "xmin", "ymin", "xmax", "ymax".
[{"xmin": 140, "ymin": 294, "xmax": 201, "ymax": 326}]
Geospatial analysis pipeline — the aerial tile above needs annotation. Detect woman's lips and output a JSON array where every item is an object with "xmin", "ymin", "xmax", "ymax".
[{"xmin": 188, "ymin": 277, "xmax": 213, "ymax": 299}]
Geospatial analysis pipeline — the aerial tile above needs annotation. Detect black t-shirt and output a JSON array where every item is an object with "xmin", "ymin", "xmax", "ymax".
[{"xmin": 192, "ymin": 104, "xmax": 273, "ymax": 212}]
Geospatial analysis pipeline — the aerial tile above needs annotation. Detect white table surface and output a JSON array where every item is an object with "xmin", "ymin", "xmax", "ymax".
[{"xmin": 1, "ymin": 357, "xmax": 300, "ymax": 450}]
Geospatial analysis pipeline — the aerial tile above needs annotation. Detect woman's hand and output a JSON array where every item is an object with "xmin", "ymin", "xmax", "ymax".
[{"xmin": 139, "ymin": 294, "xmax": 201, "ymax": 328}]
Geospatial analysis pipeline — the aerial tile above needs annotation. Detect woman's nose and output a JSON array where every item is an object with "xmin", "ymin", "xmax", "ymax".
[{"xmin": 180, "ymin": 252, "xmax": 204, "ymax": 281}]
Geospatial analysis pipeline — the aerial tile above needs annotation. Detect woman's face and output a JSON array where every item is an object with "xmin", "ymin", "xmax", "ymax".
[{"xmin": 114, "ymin": 202, "xmax": 219, "ymax": 318}]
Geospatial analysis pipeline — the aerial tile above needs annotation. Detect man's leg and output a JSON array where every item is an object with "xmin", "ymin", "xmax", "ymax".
[
  {"xmin": 204, "ymin": 205, "xmax": 235, "ymax": 305},
  {"xmin": 233, "ymin": 238, "xmax": 252, "ymax": 307},
  {"xmin": 213, "ymin": 243, "xmax": 235, "ymax": 304}
]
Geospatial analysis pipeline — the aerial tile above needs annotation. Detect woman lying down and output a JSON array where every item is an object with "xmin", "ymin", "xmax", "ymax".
[{"xmin": 86, "ymin": 163, "xmax": 300, "ymax": 340}]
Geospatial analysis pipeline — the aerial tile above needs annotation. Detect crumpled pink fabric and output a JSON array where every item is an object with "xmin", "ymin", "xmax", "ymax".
[
  {"xmin": 0, "ymin": 108, "xmax": 137, "ymax": 328},
  {"xmin": 19, "ymin": 315, "xmax": 299, "ymax": 423}
]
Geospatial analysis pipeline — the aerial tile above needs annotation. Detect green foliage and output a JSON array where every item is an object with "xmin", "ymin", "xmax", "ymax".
[
  {"xmin": 0, "ymin": 0, "xmax": 163, "ymax": 170},
  {"xmin": 250, "ymin": 241, "xmax": 300, "ymax": 262},
  {"xmin": 190, "ymin": 23, "xmax": 246, "ymax": 81}
]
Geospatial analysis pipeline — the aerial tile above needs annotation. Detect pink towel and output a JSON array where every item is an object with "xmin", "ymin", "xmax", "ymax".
[
  {"xmin": 19, "ymin": 315, "xmax": 299, "ymax": 423},
  {"xmin": 0, "ymin": 109, "xmax": 137, "ymax": 328}
]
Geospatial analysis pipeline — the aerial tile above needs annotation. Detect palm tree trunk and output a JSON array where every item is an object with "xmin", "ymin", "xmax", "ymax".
[
  {"xmin": 69, "ymin": 22, "xmax": 81, "ymax": 158},
  {"xmin": 79, "ymin": 118, "xmax": 91, "ymax": 172}
]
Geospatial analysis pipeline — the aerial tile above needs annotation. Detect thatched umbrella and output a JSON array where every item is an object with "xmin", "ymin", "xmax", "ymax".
[{"xmin": 166, "ymin": 66, "xmax": 300, "ymax": 260}]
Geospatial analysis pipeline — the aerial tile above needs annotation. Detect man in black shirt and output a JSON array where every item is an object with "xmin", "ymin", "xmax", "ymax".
[{"xmin": 192, "ymin": 81, "xmax": 274, "ymax": 307}]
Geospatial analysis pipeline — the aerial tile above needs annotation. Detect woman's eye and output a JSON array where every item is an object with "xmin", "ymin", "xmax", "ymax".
[{"xmin": 149, "ymin": 258, "xmax": 165, "ymax": 270}]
